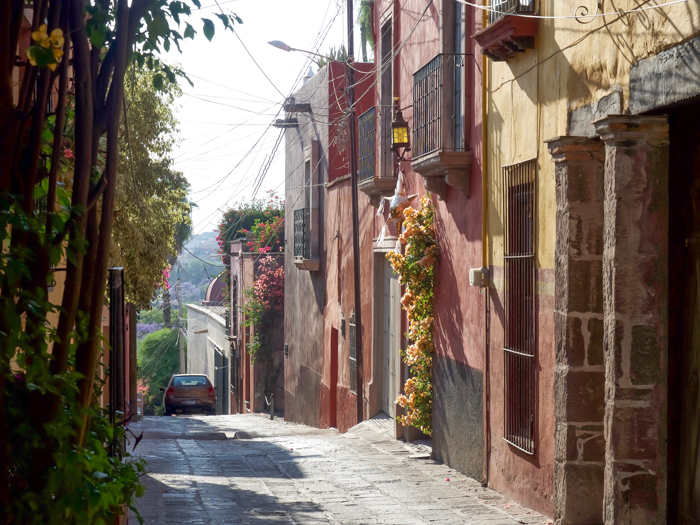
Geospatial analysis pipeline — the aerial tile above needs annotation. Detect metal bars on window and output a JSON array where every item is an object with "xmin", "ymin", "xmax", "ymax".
[
  {"xmin": 293, "ymin": 208, "xmax": 310, "ymax": 260},
  {"xmin": 503, "ymin": 158, "xmax": 536, "ymax": 454},
  {"xmin": 358, "ymin": 107, "xmax": 376, "ymax": 182},
  {"xmin": 412, "ymin": 54, "xmax": 467, "ymax": 158},
  {"xmin": 35, "ymin": 194, "xmax": 48, "ymax": 215},
  {"xmin": 349, "ymin": 314, "xmax": 357, "ymax": 393},
  {"xmin": 489, "ymin": 0, "xmax": 536, "ymax": 25}
]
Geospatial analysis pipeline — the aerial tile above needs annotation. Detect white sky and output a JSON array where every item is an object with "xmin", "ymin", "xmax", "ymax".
[{"xmin": 166, "ymin": 0, "xmax": 363, "ymax": 239}]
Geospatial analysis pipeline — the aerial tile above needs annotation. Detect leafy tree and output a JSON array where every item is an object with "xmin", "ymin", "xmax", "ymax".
[
  {"xmin": 357, "ymin": 0, "xmax": 374, "ymax": 63},
  {"xmin": 315, "ymin": 1, "xmax": 374, "ymax": 68},
  {"xmin": 111, "ymin": 67, "xmax": 191, "ymax": 310},
  {"xmin": 216, "ymin": 191, "xmax": 284, "ymax": 298},
  {"xmin": 0, "ymin": 0, "xmax": 239, "ymax": 522},
  {"xmin": 163, "ymin": 219, "xmax": 193, "ymax": 326},
  {"xmin": 139, "ymin": 307, "xmax": 164, "ymax": 324},
  {"xmin": 316, "ymin": 44, "xmax": 348, "ymax": 69},
  {"xmin": 137, "ymin": 328, "xmax": 182, "ymax": 415}
]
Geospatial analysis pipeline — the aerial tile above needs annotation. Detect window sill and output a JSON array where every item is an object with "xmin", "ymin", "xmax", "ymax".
[
  {"xmin": 358, "ymin": 176, "xmax": 397, "ymax": 207},
  {"xmin": 411, "ymin": 149, "xmax": 472, "ymax": 200},
  {"xmin": 473, "ymin": 14, "xmax": 538, "ymax": 61},
  {"xmin": 294, "ymin": 258, "xmax": 320, "ymax": 272}
]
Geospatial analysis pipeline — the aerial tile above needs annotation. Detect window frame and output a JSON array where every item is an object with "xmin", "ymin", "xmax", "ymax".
[{"xmin": 502, "ymin": 158, "xmax": 537, "ymax": 455}]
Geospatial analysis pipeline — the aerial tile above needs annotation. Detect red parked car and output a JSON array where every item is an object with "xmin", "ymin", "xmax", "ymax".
[{"xmin": 160, "ymin": 374, "xmax": 216, "ymax": 416}]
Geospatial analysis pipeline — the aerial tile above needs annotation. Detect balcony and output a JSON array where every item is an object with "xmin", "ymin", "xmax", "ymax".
[
  {"xmin": 357, "ymin": 106, "xmax": 396, "ymax": 207},
  {"xmin": 293, "ymin": 208, "xmax": 319, "ymax": 271},
  {"xmin": 474, "ymin": 0, "xmax": 538, "ymax": 61},
  {"xmin": 410, "ymin": 54, "xmax": 472, "ymax": 200}
]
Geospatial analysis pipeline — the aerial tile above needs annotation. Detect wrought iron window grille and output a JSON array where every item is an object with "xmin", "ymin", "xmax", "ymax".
[
  {"xmin": 358, "ymin": 106, "xmax": 376, "ymax": 183},
  {"xmin": 412, "ymin": 53, "xmax": 468, "ymax": 159},
  {"xmin": 35, "ymin": 194, "xmax": 48, "ymax": 215},
  {"xmin": 502, "ymin": 158, "xmax": 537, "ymax": 455},
  {"xmin": 489, "ymin": 0, "xmax": 536, "ymax": 25},
  {"xmin": 293, "ymin": 208, "xmax": 310, "ymax": 260}
]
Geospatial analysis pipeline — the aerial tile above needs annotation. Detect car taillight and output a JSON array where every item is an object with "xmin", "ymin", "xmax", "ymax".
[
  {"xmin": 166, "ymin": 387, "xmax": 174, "ymax": 396},
  {"xmin": 208, "ymin": 386, "xmax": 214, "ymax": 396}
]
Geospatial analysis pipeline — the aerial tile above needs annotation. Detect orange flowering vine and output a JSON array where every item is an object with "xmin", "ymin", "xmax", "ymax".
[{"xmin": 387, "ymin": 195, "xmax": 438, "ymax": 435}]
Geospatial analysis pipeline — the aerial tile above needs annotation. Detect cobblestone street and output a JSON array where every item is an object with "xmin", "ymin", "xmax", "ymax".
[{"xmin": 128, "ymin": 414, "xmax": 550, "ymax": 525}]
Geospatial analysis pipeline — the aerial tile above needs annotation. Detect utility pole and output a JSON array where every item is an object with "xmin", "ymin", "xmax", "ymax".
[
  {"xmin": 177, "ymin": 276, "xmax": 185, "ymax": 374},
  {"xmin": 347, "ymin": 0, "xmax": 364, "ymax": 425}
]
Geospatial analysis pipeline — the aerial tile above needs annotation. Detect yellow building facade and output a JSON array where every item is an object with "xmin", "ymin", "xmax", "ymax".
[{"xmin": 481, "ymin": 1, "xmax": 700, "ymax": 523}]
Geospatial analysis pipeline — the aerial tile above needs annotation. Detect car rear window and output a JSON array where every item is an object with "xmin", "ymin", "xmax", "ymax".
[{"xmin": 174, "ymin": 376, "xmax": 208, "ymax": 386}]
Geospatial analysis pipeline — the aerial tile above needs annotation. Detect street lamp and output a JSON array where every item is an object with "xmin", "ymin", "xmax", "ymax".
[
  {"xmin": 270, "ymin": 21, "xmax": 366, "ymax": 425},
  {"xmin": 390, "ymin": 97, "xmax": 411, "ymax": 161},
  {"xmin": 267, "ymin": 40, "xmax": 331, "ymax": 60}
]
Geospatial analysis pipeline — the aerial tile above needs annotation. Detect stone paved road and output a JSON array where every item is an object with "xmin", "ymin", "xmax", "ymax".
[{"xmin": 128, "ymin": 414, "xmax": 550, "ymax": 525}]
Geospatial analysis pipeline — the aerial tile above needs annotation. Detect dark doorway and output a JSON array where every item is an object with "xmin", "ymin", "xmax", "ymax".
[
  {"xmin": 668, "ymin": 99, "xmax": 700, "ymax": 524},
  {"xmin": 330, "ymin": 328, "xmax": 338, "ymax": 428},
  {"xmin": 214, "ymin": 349, "xmax": 224, "ymax": 415}
]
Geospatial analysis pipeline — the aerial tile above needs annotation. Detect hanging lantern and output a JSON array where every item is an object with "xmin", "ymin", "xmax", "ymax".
[{"xmin": 391, "ymin": 97, "xmax": 410, "ymax": 156}]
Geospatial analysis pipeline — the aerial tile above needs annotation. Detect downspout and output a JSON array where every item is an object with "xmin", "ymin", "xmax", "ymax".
[{"xmin": 480, "ymin": 4, "xmax": 491, "ymax": 488}]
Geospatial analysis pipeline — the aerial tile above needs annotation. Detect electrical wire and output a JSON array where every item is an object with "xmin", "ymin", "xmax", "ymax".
[{"xmin": 181, "ymin": 0, "xmax": 348, "ymax": 239}]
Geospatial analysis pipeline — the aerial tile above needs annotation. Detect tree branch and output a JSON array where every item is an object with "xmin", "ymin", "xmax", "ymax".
[
  {"xmin": 75, "ymin": 0, "xmax": 132, "ymax": 446},
  {"xmin": 54, "ymin": 0, "xmax": 96, "ymax": 375},
  {"xmin": 87, "ymin": 175, "xmax": 108, "ymax": 210}
]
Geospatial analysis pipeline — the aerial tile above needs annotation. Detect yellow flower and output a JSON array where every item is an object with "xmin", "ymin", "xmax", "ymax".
[
  {"xmin": 50, "ymin": 28, "xmax": 64, "ymax": 48},
  {"xmin": 32, "ymin": 24, "xmax": 48, "ymax": 43}
]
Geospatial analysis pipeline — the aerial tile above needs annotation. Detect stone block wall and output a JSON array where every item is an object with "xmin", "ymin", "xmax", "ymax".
[
  {"xmin": 547, "ymin": 136, "xmax": 606, "ymax": 525},
  {"xmin": 594, "ymin": 116, "xmax": 669, "ymax": 525}
]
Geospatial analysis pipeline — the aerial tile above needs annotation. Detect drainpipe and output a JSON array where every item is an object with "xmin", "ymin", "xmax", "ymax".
[{"xmin": 480, "ymin": 7, "xmax": 491, "ymax": 488}]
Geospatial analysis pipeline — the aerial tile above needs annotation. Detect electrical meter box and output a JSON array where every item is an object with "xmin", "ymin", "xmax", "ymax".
[{"xmin": 469, "ymin": 267, "xmax": 489, "ymax": 288}]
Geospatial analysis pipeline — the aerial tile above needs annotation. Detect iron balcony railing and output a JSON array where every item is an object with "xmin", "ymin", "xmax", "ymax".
[
  {"xmin": 412, "ymin": 53, "xmax": 467, "ymax": 159},
  {"xmin": 489, "ymin": 0, "xmax": 535, "ymax": 25},
  {"xmin": 358, "ymin": 106, "xmax": 393, "ymax": 181},
  {"xmin": 293, "ymin": 208, "xmax": 310, "ymax": 260},
  {"xmin": 358, "ymin": 107, "xmax": 376, "ymax": 182}
]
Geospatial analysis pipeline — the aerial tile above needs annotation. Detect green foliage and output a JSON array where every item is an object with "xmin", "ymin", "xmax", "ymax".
[
  {"xmin": 316, "ymin": 45, "xmax": 348, "ymax": 69},
  {"xmin": 1, "ymin": 0, "xmax": 241, "ymax": 522},
  {"xmin": 357, "ymin": 0, "xmax": 374, "ymax": 63},
  {"xmin": 241, "ymin": 255, "xmax": 284, "ymax": 406},
  {"xmin": 216, "ymin": 192, "xmax": 285, "ymax": 255},
  {"xmin": 1, "ymin": 204, "xmax": 145, "ymax": 524},
  {"xmin": 131, "ymin": 1, "xmax": 243, "ymax": 88},
  {"xmin": 216, "ymin": 192, "xmax": 284, "ymax": 301},
  {"xmin": 137, "ymin": 328, "xmax": 182, "ymax": 414},
  {"xmin": 110, "ymin": 67, "xmax": 192, "ymax": 309},
  {"xmin": 139, "ymin": 308, "xmax": 164, "ymax": 324}
]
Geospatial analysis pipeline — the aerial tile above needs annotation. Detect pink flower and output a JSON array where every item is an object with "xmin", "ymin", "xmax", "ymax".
[{"xmin": 63, "ymin": 148, "xmax": 74, "ymax": 159}]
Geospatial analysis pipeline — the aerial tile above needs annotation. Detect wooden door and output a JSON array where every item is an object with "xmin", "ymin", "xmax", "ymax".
[
  {"xmin": 680, "ymin": 233, "xmax": 700, "ymax": 523},
  {"xmin": 675, "ymin": 103, "xmax": 700, "ymax": 524},
  {"xmin": 382, "ymin": 260, "xmax": 400, "ymax": 418}
]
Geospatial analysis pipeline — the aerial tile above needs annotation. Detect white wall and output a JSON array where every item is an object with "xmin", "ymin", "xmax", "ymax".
[{"xmin": 186, "ymin": 304, "xmax": 230, "ymax": 412}]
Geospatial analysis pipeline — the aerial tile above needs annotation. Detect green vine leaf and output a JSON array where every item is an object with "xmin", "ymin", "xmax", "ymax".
[
  {"xmin": 202, "ymin": 18, "xmax": 215, "ymax": 41},
  {"xmin": 184, "ymin": 22, "xmax": 196, "ymax": 39}
]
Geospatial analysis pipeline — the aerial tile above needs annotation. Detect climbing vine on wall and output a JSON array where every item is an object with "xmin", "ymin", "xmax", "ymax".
[{"xmin": 387, "ymin": 196, "xmax": 439, "ymax": 435}]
